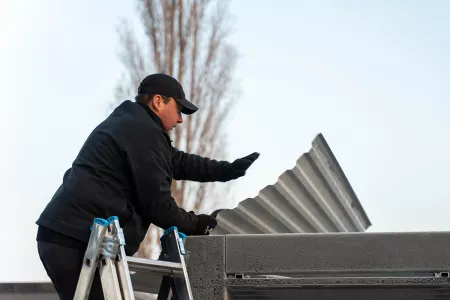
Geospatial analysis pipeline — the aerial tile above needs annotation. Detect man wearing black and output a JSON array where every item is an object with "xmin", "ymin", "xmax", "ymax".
[{"xmin": 35, "ymin": 73, "xmax": 259, "ymax": 299}]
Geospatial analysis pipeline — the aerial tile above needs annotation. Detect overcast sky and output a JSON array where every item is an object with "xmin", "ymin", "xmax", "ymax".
[{"xmin": 1, "ymin": 0, "xmax": 450, "ymax": 282}]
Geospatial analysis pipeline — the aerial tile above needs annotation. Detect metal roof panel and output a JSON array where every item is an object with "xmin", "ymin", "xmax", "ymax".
[{"xmin": 213, "ymin": 133, "xmax": 371, "ymax": 235}]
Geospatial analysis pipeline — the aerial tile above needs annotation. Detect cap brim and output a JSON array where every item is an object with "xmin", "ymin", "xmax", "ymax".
[{"xmin": 176, "ymin": 98, "xmax": 198, "ymax": 115}]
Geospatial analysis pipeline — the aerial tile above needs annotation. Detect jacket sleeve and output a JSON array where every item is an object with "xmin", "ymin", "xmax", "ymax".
[
  {"xmin": 127, "ymin": 132, "xmax": 198, "ymax": 234},
  {"xmin": 171, "ymin": 147, "xmax": 230, "ymax": 182}
]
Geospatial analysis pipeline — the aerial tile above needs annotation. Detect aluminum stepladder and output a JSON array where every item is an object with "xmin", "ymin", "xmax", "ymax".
[{"xmin": 73, "ymin": 216, "xmax": 194, "ymax": 300}]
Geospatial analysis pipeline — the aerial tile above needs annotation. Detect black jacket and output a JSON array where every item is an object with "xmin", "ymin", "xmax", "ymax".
[{"xmin": 36, "ymin": 100, "xmax": 230, "ymax": 255}]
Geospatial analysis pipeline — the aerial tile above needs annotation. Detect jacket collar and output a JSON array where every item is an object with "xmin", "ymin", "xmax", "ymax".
[
  {"xmin": 135, "ymin": 101, "xmax": 173, "ymax": 144},
  {"xmin": 135, "ymin": 101, "xmax": 165, "ymax": 131}
]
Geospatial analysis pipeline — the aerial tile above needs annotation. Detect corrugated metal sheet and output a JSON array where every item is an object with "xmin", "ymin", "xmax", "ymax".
[{"xmin": 213, "ymin": 133, "xmax": 371, "ymax": 235}]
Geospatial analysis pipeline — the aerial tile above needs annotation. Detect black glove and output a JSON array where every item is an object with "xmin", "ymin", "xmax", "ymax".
[
  {"xmin": 194, "ymin": 214, "xmax": 217, "ymax": 235},
  {"xmin": 223, "ymin": 152, "xmax": 260, "ymax": 180},
  {"xmin": 210, "ymin": 208, "xmax": 225, "ymax": 218}
]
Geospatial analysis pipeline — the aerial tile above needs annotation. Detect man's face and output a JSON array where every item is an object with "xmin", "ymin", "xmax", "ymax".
[{"xmin": 151, "ymin": 95, "xmax": 183, "ymax": 132}]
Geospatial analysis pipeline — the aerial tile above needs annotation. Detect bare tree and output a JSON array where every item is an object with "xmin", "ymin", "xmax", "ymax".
[{"xmin": 113, "ymin": 0, "xmax": 239, "ymax": 258}]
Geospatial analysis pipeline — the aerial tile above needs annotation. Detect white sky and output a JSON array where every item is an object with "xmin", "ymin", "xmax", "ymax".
[{"xmin": 1, "ymin": 0, "xmax": 450, "ymax": 282}]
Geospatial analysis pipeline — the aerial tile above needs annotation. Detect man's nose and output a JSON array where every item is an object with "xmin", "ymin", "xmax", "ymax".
[{"xmin": 178, "ymin": 114, "xmax": 183, "ymax": 123}]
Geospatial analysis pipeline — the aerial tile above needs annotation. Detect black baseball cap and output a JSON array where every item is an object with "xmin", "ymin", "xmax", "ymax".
[{"xmin": 137, "ymin": 73, "xmax": 198, "ymax": 115}]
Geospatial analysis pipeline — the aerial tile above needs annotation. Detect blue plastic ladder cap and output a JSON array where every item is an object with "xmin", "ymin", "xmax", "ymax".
[
  {"xmin": 163, "ymin": 226, "xmax": 178, "ymax": 236},
  {"xmin": 94, "ymin": 218, "xmax": 109, "ymax": 227},
  {"xmin": 107, "ymin": 216, "xmax": 119, "ymax": 224},
  {"xmin": 178, "ymin": 232, "xmax": 187, "ymax": 240}
]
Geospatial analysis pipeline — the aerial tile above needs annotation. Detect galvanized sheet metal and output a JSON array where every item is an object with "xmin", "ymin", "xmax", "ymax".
[{"xmin": 213, "ymin": 133, "xmax": 371, "ymax": 235}]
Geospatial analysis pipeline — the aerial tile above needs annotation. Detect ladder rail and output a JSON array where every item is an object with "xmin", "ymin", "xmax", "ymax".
[
  {"xmin": 74, "ymin": 218, "xmax": 109, "ymax": 300},
  {"xmin": 99, "ymin": 256, "xmax": 123, "ymax": 300},
  {"xmin": 109, "ymin": 217, "xmax": 135, "ymax": 300},
  {"xmin": 157, "ymin": 227, "xmax": 194, "ymax": 300}
]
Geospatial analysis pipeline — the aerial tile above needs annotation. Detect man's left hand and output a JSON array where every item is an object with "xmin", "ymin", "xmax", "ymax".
[{"xmin": 226, "ymin": 152, "xmax": 260, "ymax": 180}]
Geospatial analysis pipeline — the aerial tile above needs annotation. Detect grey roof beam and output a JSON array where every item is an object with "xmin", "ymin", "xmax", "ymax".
[{"xmin": 224, "ymin": 232, "xmax": 450, "ymax": 276}]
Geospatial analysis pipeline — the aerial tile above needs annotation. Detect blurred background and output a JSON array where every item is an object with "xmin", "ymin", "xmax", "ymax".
[{"xmin": 1, "ymin": 0, "xmax": 450, "ymax": 285}]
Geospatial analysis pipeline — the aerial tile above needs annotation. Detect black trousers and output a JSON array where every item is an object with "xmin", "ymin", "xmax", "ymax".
[{"xmin": 37, "ymin": 240, "xmax": 105, "ymax": 300}]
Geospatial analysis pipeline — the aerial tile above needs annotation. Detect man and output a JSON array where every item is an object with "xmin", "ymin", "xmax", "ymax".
[{"xmin": 35, "ymin": 73, "xmax": 259, "ymax": 299}]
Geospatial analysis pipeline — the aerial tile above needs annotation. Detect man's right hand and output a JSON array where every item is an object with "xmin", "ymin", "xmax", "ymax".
[{"xmin": 194, "ymin": 214, "xmax": 217, "ymax": 235}]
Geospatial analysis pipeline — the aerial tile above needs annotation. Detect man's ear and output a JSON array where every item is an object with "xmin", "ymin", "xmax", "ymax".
[{"xmin": 150, "ymin": 94, "xmax": 164, "ymax": 112}]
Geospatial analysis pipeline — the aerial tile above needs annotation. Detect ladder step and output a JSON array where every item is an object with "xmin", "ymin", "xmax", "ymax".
[
  {"xmin": 126, "ymin": 256, "xmax": 184, "ymax": 294},
  {"xmin": 127, "ymin": 256, "xmax": 184, "ymax": 275}
]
